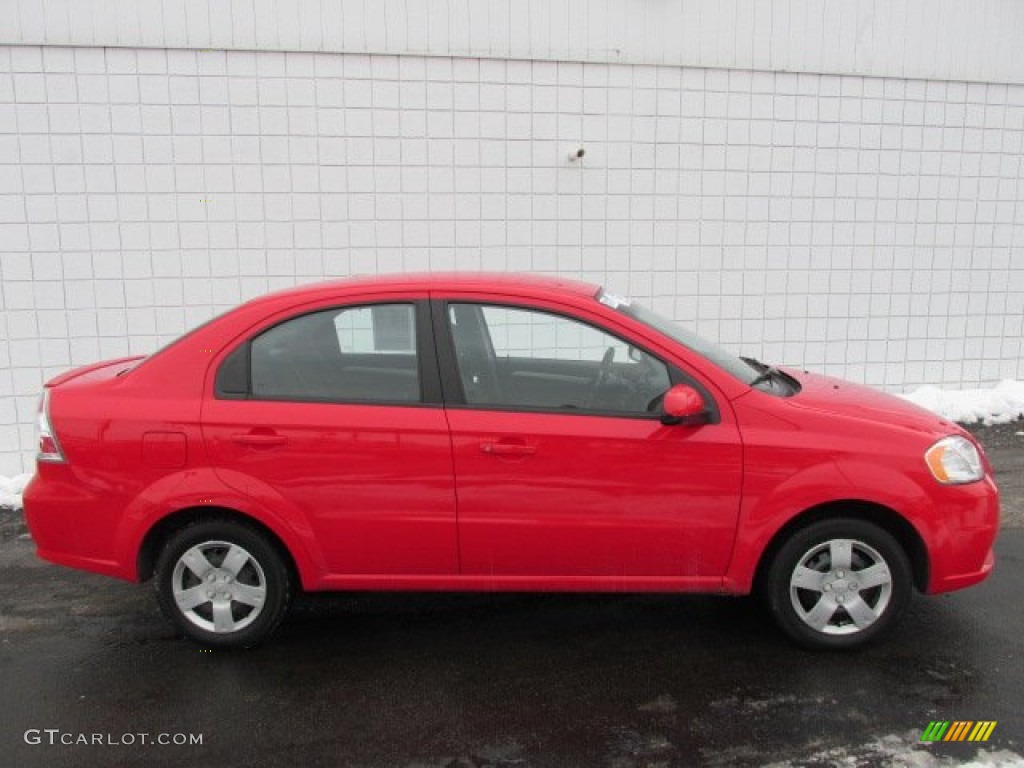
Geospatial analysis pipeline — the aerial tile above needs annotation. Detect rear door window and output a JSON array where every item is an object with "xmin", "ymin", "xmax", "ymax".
[{"xmin": 249, "ymin": 304, "xmax": 420, "ymax": 403}]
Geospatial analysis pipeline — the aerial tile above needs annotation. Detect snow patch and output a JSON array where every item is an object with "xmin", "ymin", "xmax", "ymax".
[
  {"xmin": 765, "ymin": 731, "xmax": 1024, "ymax": 768},
  {"xmin": 900, "ymin": 379, "xmax": 1024, "ymax": 426},
  {"xmin": 0, "ymin": 474, "xmax": 31, "ymax": 510}
]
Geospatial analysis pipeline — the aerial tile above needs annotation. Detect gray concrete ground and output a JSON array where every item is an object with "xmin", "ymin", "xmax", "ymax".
[{"xmin": 0, "ymin": 423, "xmax": 1021, "ymax": 767}]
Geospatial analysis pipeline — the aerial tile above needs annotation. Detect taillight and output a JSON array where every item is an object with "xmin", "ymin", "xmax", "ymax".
[{"xmin": 37, "ymin": 389, "xmax": 65, "ymax": 463}]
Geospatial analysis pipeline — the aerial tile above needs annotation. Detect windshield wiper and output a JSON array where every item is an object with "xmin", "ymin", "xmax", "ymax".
[
  {"xmin": 749, "ymin": 367, "xmax": 784, "ymax": 388},
  {"xmin": 741, "ymin": 356, "xmax": 784, "ymax": 388}
]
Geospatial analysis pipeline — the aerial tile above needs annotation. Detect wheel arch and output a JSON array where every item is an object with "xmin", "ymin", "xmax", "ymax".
[
  {"xmin": 751, "ymin": 500, "xmax": 930, "ymax": 596},
  {"xmin": 137, "ymin": 506, "xmax": 302, "ymax": 589}
]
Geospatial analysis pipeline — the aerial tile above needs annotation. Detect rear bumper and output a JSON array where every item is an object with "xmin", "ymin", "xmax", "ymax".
[
  {"xmin": 34, "ymin": 547, "xmax": 126, "ymax": 579},
  {"xmin": 22, "ymin": 468, "xmax": 136, "ymax": 582}
]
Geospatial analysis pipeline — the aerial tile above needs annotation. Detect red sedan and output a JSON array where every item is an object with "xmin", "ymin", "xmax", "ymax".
[{"xmin": 24, "ymin": 272, "xmax": 999, "ymax": 649}]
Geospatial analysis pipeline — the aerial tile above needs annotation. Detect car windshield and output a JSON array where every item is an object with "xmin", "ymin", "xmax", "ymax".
[{"xmin": 596, "ymin": 289, "xmax": 759, "ymax": 385}]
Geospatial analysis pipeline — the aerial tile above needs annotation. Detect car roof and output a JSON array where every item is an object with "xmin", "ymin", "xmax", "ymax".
[{"xmin": 254, "ymin": 271, "xmax": 601, "ymax": 305}]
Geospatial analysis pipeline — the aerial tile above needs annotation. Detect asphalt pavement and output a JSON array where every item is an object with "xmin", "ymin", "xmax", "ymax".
[{"xmin": 1, "ymin": 424, "xmax": 1022, "ymax": 767}]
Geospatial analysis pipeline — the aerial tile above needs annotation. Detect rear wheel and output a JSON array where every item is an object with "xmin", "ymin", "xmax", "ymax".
[
  {"xmin": 154, "ymin": 519, "xmax": 291, "ymax": 648},
  {"xmin": 763, "ymin": 518, "xmax": 912, "ymax": 650}
]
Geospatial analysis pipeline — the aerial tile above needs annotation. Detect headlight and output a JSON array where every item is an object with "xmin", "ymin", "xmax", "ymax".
[{"xmin": 924, "ymin": 436, "xmax": 983, "ymax": 485}]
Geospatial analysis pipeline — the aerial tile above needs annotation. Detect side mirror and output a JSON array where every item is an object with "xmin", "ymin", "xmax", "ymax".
[{"xmin": 661, "ymin": 384, "xmax": 709, "ymax": 426}]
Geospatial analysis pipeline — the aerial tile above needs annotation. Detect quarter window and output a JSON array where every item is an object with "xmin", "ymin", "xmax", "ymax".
[
  {"xmin": 448, "ymin": 303, "xmax": 671, "ymax": 414},
  {"xmin": 249, "ymin": 304, "xmax": 420, "ymax": 403}
]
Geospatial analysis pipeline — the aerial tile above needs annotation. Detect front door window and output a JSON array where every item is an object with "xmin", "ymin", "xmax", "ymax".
[{"xmin": 447, "ymin": 303, "xmax": 671, "ymax": 415}]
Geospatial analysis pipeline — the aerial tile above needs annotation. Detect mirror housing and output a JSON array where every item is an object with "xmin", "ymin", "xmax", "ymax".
[{"xmin": 660, "ymin": 384, "xmax": 709, "ymax": 426}]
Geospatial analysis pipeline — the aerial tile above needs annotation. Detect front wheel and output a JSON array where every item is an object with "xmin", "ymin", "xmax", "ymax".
[
  {"xmin": 154, "ymin": 519, "xmax": 292, "ymax": 648},
  {"xmin": 763, "ymin": 518, "xmax": 913, "ymax": 650}
]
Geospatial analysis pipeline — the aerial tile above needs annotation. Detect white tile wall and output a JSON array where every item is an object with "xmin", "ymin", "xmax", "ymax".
[
  {"xmin": 4, "ymin": 0, "xmax": 1024, "ymax": 86},
  {"xmin": 1, "ymin": 43, "xmax": 1024, "ymax": 474}
]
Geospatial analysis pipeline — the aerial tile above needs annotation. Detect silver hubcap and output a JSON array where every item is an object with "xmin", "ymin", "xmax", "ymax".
[
  {"xmin": 171, "ymin": 540, "xmax": 267, "ymax": 634},
  {"xmin": 789, "ymin": 538, "xmax": 893, "ymax": 636}
]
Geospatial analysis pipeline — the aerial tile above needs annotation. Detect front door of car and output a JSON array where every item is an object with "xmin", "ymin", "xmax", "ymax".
[
  {"xmin": 202, "ymin": 299, "xmax": 458, "ymax": 578},
  {"xmin": 436, "ymin": 299, "xmax": 743, "ymax": 586}
]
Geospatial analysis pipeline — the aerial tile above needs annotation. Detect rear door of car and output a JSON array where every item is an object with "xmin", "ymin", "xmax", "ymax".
[
  {"xmin": 432, "ymin": 293, "xmax": 744, "ymax": 587},
  {"xmin": 202, "ymin": 295, "xmax": 459, "ymax": 579}
]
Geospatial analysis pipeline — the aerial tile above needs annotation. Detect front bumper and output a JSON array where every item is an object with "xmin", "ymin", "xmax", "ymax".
[{"xmin": 924, "ymin": 475, "xmax": 1000, "ymax": 595}]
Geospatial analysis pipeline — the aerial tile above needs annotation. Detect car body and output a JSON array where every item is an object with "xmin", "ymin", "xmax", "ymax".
[{"xmin": 24, "ymin": 272, "xmax": 1000, "ymax": 648}]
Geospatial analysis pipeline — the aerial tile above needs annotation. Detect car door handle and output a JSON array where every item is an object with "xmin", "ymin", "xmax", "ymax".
[
  {"xmin": 480, "ymin": 441, "xmax": 536, "ymax": 457},
  {"xmin": 231, "ymin": 432, "xmax": 287, "ymax": 447}
]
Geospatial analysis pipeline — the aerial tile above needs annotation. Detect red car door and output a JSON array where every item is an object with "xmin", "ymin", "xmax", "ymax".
[
  {"xmin": 202, "ymin": 299, "xmax": 458, "ymax": 579},
  {"xmin": 435, "ymin": 298, "xmax": 743, "ymax": 588}
]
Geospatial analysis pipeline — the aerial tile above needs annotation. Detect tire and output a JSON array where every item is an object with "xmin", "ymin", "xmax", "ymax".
[
  {"xmin": 153, "ymin": 519, "xmax": 292, "ymax": 648},
  {"xmin": 763, "ymin": 518, "xmax": 913, "ymax": 650}
]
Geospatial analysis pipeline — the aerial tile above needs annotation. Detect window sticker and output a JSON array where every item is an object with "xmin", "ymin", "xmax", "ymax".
[{"xmin": 597, "ymin": 290, "xmax": 632, "ymax": 310}]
